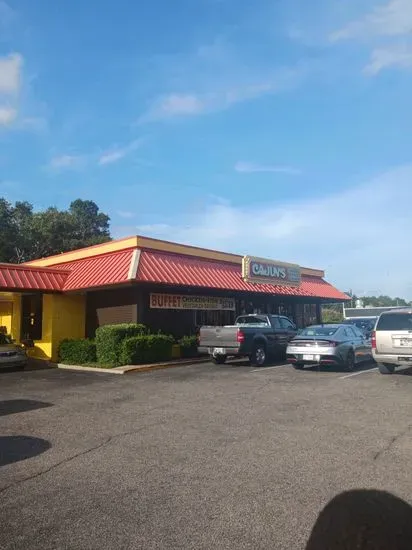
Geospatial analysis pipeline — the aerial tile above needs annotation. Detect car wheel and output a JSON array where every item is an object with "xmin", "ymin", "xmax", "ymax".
[
  {"xmin": 250, "ymin": 344, "xmax": 267, "ymax": 367},
  {"xmin": 377, "ymin": 362, "xmax": 395, "ymax": 375},
  {"xmin": 212, "ymin": 355, "xmax": 227, "ymax": 365},
  {"xmin": 345, "ymin": 350, "xmax": 355, "ymax": 372},
  {"xmin": 292, "ymin": 362, "xmax": 304, "ymax": 370}
]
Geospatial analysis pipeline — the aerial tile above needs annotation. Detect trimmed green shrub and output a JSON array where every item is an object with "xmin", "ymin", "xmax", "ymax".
[
  {"xmin": 59, "ymin": 339, "xmax": 97, "ymax": 365},
  {"xmin": 120, "ymin": 334, "xmax": 174, "ymax": 365},
  {"xmin": 95, "ymin": 323, "xmax": 147, "ymax": 365},
  {"xmin": 179, "ymin": 335, "xmax": 198, "ymax": 358}
]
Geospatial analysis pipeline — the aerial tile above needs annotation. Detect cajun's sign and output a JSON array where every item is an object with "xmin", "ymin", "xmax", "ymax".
[
  {"xmin": 242, "ymin": 256, "xmax": 301, "ymax": 287},
  {"xmin": 150, "ymin": 293, "xmax": 236, "ymax": 311}
]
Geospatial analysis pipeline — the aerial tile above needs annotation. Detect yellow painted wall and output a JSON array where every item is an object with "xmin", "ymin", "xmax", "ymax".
[
  {"xmin": 28, "ymin": 294, "xmax": 86, "ymax": 362},
  {"xmin": 10, "ymin": 294, "xmax": 22, "ymax": 342},
  {"xmin": 0, "ymin": 301, "xmax": 13, "ymax": 335}
]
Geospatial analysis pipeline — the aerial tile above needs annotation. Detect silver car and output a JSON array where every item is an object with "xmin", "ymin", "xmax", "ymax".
[
  {"xmin": 372, "ymin": 308, "xmax": 412, "ymax": 374},
  {"xmin": 287, "ymin": 324, "xmax": 372, "ymax": 371},
  {"xmin": 0, "ymin": 334, "xmax": 28, "ymax": 370}
]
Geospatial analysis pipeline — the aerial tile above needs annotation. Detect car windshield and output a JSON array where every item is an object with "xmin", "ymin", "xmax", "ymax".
[
  {"xmin": 298, "ymin": 326, "xmax": 339, "ymax": 337},
  {"xmin": 0, "ymin": 334, "xmax": 12, "ymax": 345},
  {"xmin": 345, "ymin": 319, "xmax": 376, "ymax": 331},
  {"xmin": 236, "ymin": 316, "xmax": 269, "ymax": 327},
  {"xmin": 376, "ymin": 313, "xmax": 412, "ymax": 331}
]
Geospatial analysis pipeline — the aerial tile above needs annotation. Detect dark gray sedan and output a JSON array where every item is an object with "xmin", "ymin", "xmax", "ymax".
[
  {"xmin": 0, "ymin": 333, "xmax": 28, "ymax": 370},
  {"xmin": 286, "ymin": 324, "xmax": 372, "ymax": 371}
]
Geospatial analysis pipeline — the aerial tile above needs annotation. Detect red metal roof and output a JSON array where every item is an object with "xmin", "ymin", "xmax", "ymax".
[
  {"xmin": 0, "ymin": 263, "xmax": 69, "ymax": 292},
  {"xmin": 136, "ymin": 250, "xmax": 348, "ymax": 300},
  {"xmin": 55, "ymin": 249, "xmax": 134, "ymax": 291}
]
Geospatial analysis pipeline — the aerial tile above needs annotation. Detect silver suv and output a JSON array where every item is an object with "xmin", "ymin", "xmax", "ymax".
[{"xmin": 372, "ymin": 308, "xmax": 412, "ymax": 374}]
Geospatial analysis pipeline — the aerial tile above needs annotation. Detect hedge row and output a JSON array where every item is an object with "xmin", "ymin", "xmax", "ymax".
[
  {"xmin": 178, "ymin": 335, "xmax": 198, "ymax": 358},
  {"xmin": 95, "ymin": 323, "xmax": 147, "ymax": 365},
  {"xmin": 120, "ymin": 334, "xmax": 174, "ymax": 365},
  {"xmin": 59, "ymin": 323, "xmax": 197, "ymax": 366},
  {"xmin": 59, "ymin": 339, "xmax": 97, "ymax": 364}
]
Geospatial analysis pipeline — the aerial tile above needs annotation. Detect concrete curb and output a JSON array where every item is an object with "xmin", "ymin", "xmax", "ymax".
[
  {"xmin": 57, "ymin": 357, "xmax": 210, "ymax": 375},
  {"xmin": 57, "ymin": 364, "xmax": 124, "ymax": 374}
]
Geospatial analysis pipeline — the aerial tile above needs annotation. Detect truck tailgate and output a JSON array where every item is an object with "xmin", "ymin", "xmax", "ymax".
[{"xmin": 199, "ymin": 326, "xmax": 240, "ymax": 350}]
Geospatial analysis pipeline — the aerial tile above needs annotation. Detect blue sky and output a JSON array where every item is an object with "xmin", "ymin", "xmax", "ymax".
[{"xmin": 1, "ymin": 0, "xmax": 412, "ymax": 297}]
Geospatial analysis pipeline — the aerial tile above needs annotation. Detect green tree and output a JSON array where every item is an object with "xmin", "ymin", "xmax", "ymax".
[
  {"xmin": 0, "ymin": 199, "xmax": 15, "ymax": 263},
  {"xmin": 321, "ymin": 308, "xmax": 344, "ymax": 323},
  {"xmin": 0, "ymin": 198, "xmax": 111, "ymax": 263},
  {"xmin": 67, "ymin": 199, "xmax": 110, "ymax": 249},
  {"xmin": 12, "ymin": 201, "xmax": 34, "ymax": 263},
  {"xmin": 30, "ymin": 207, "xmax": 74, "ymax": 259}
]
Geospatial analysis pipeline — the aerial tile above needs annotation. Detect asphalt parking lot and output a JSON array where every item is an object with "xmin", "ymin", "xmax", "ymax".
[{"xmin": 1, "ymin": 360, "xmax": 411, "ymax": 549}]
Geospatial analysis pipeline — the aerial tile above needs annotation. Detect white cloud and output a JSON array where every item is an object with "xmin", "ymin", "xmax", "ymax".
[
  {"xmin": 98, "ymin": 139, "xmax": 142, "ymax": 165},
  {"xmin": 141, "ymin": 70, "xmax": 302, "ymax": 122},
  {"xmin": 332, "ymin": 0, "xmax": 412, "ymax": 41},
  {"xmin": 331, "ymin": 0, "xmax": 412, "ymax": 74},
  {"xmin": 47, "ymin": 139, "xmax": 144, "ymax": 172},
  {"xmin": 0, "ymin": 53, "xmax": 22, "ymax": 127},
  {"xmin": 152, "ymin": 94, "xmax": 205, "ymax": 119},
  {"xmin": 234, "ymin": 161, "xmax": 301, "ymax": 175},
  {"xmin": 364, "ymin": 43, "xmax": 412, "ymax": 74},
  {"xmin": 131, "ymin": 165, "xmax": 412, "ymax": 299},
  {"xmin": 139, "ymin": 35, "xmax": 308, "ymax": 122},
  {"xmin": 0, "ymin": 105, "xmax": 17, "ymax": 125},
  {"xmin": 117, "ymin": 210, "xmax": 134, "ymax": 219},
  {"xmin": 49, "ymin": 154, "xmax": 86, "ymax": 171},
  {"xmin": 0, "ymin": 53, "xmax": 22, "ymax": 94}
]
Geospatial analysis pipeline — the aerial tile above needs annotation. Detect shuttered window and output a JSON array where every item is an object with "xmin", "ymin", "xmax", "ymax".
[{"xmin": 97, "ymin": 305, "xmax": 137, "ymax": 327}]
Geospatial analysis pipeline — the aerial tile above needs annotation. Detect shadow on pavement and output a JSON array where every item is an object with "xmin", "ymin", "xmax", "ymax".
[
  {"xmin": 0, "ymin": 399, "xmax": 53, "ymax": 417},
  {"xmin": 0, "ymin": 436, "xmax": 51, "ymax": 467},
  {"xmin": 305, "ymin": 489, "xmax": 412, "ymax": 550},
  {"xmin": 397, "ymin": 366, "xmax": 412, "ymax": 376},
  {"xmin": 217, "ymin": 358, "xmax": 288, "ymax": 369},
  {"xmin": 305, "ymin": 361, "xmax": 376, "ymax": 374}
]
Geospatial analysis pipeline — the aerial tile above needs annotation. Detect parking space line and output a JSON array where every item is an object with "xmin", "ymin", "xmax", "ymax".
[
  {"xmin": 339, "ymin": 367, "xmax": 378, "ymax": 379},
  {"xmin": 250, "ymin": 364, "xmax": 290, "ymax": 373}
]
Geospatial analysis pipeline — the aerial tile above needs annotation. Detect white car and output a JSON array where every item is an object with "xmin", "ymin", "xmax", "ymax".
[
  {"xmin": 0, "ymin": 334, "xmax": 28, "ymax": 370},
  {"xmin": 372, "ymin": 308, "xmax": 412, "ymax": 374}
]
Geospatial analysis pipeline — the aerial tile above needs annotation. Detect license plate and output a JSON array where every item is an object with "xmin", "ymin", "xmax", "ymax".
[
  {"xmin": 303, "ymin": 354, "xmax": 314, "ymax": 361},
  {"xmin": 213, "ymin": 348, "xmax": 226, "ymax": 355},
  {"xmin": 400, "ymin": 339, "xmax": 412, "ymax": 346}
]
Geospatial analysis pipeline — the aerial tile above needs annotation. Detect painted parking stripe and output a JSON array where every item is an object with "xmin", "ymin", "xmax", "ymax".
[
  {"xmin": 339, "ymin": 367, "xmax": 378, "ymax": 379},
  {"xmin": 250, "ymin": 364, "xmax": 290, "ymax": 373}
]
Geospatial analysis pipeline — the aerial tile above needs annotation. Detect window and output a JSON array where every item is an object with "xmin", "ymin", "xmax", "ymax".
[
  {"xmin": 270, "ymin": 316, "xmax": 281, "ymax": 329},
  {"xmin": 236, "ymin": 316, "xmax": 269, "ymax": 327},
  {"xmin": 376, "ymin": 313, "xmax": 412, "ymax": 331},
  {"xmin": 196, "ymin": 310, "xmax": 234, "ymax": 327},
  {"xmin": 21, "ymin": 294, "xmax": 43, "ymax": 341},
  {"xmin": 344, "ymin": 327, "xmax": 357, "ymax": 338},
  {"xmin": 352, "ymin": 327, "xmax": 365, "ymax": 338},
  {"xmin": 299, "ymin": 326, "xmax": 338, "ymax": 337},
  {"xmin": 279, "ymin": 317, "xmax": 295, "ymax": 330}
]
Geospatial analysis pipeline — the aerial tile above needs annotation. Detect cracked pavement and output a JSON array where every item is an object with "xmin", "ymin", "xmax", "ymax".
[{"xmin": 1, "ymin": 362, "xmax": 411, "ymax": 549}]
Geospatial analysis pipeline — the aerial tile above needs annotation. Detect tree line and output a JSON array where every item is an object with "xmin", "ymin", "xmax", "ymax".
[
  {"xmin": 347, "ymin": 295, "xmax": 411, "ymax": 307},
  {"xmin": 0, "ymin": 198, "xmax": 111, "ymax": 263}
]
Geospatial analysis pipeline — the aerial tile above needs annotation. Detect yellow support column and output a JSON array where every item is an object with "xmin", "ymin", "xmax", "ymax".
[
  {"xmin": 29, "ymin": 294, "xmax": 86, "ymax": 362},
  {"xmin": 10, "ymin": 294, "xmax": 22, "ymax": 342},
  {"xmin": 51, "ymin": 294, "xmax": 86, "ymax": 361},
  {"xmin": 0, "ymin": 300, "xmax": 13, "ymax": 335}
]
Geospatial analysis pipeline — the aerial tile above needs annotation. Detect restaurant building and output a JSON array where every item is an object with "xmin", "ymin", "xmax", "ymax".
[{"xmin": 0, "ymin": 235, "xmax": 348, "ymax": 361}]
